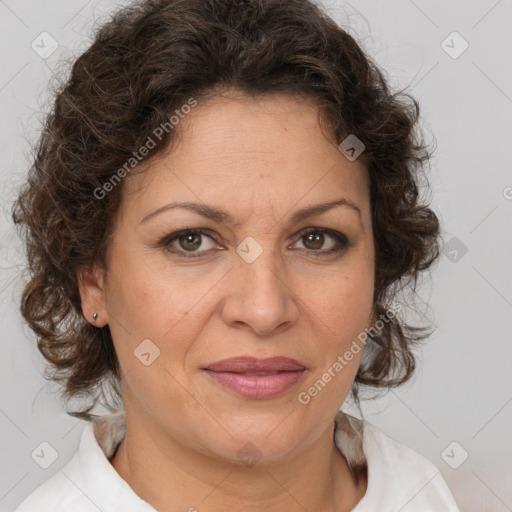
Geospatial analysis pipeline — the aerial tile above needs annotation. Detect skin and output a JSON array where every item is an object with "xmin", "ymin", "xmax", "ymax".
[{"xmin": 78, "ymin": 89, "xmax": 375, "ymax": 512}]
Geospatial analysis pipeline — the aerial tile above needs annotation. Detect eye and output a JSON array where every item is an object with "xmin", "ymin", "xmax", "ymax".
[
  {"xmin": 159, "ymin": 227, "xmax": 349, "ymax": 259},
  {"xmin": 291, "ymin": 227, "xmax": 349, "ymax": 255},
  {"xmin": 160, "ymin": 228, "xmax": 220, "ymax": 258}
]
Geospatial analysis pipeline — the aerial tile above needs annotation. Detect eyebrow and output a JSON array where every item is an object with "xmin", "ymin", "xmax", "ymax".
[{"xmin": 139, "ymin": 198, "xmax": 361, "ymax": 225}]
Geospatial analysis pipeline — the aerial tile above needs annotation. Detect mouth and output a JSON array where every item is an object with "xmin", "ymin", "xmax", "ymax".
[{"xmin": 202, "ymin": 356, "xmax": 306, "ymax": 399}]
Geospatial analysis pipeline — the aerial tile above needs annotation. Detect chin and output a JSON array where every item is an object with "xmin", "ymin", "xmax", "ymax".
[{"xmin": 195, "ymin": 411, "xmax": 309, "ymax": 465}]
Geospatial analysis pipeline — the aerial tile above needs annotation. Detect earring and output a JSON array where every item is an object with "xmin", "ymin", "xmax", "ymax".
[{"xmin": 92, "ymin": 313, "xmax": 98, "ymax": 326}]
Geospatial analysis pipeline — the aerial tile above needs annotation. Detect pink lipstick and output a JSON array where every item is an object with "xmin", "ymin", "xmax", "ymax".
[{"xmin": 203, "ymin": 356, "xmax": 306, "ymax": 399}]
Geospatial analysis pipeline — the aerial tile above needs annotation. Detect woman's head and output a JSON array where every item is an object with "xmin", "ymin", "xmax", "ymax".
[
  {"xmin": 13, "ymin": 0, "xmax": 439, "ymax": 451},
  {"xmin": 78, "ymin": 89, "xmax": 375, "ymax": 462}
]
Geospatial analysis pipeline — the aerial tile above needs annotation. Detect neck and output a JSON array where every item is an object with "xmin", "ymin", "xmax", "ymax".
[{"xmin": 108, "ymin": 412, "xmax": 366, "ymax": 512}]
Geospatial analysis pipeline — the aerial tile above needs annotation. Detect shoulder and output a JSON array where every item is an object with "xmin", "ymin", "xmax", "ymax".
[
  {"xmin": 356, "ymin": 420, "xmax": 460, "ymax": 511},
  {"xmin": 333, "ymin": 412, "xmax": 460, "ymax": 511},
  {"xmin": 15, "ymin": 418, "xmax": 154, "ymax": 512},
  {"xmin": 14, "ymin": 452, "xmax": 94, "ymax": 512}
]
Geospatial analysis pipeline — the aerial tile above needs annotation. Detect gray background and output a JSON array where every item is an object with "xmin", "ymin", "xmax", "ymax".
[{"xmin": 1, "ymin": 0, "xmax": 511, "ymax": 510}]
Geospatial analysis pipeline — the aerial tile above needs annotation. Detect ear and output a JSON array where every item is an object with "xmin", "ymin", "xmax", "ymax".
[{"xmin": 77, "ymin": 263, "xmax": 108, "ymax": 327}]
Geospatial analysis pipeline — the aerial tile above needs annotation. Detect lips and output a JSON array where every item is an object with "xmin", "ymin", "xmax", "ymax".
[
  {"xmin": 204, "ymin": 356, "xmax": 306, "ymax": 373},
  {"xmin": 203, "ymin": 356, "xmax": 306, "ymax": 399}
]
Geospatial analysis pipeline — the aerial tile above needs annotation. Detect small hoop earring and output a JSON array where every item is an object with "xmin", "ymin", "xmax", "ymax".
[{"xmin": 92, "ymin": 313, "xmax": 98, "ymax": 326}]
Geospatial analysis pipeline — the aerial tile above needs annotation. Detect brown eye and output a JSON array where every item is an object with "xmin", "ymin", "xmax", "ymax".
[
  {"xmin": 292, "ymin": 228, "xmax": 349, "ymax": 255},
  {"xmin": 161, "ymin": 229, "xmax": 219, "ymax": 258},
  {"xmin": 178, "ymin": 233, "xmax": 202, "ymax": 251},
  {"xmin": 302, "ymin": 232, "xmax": 324, "ymax": 250}
]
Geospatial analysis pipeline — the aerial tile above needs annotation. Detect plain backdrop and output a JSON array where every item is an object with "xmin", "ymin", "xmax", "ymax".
[{"xmin": 1, "ymin": 1, "xmax": 511, "ymax": 511}]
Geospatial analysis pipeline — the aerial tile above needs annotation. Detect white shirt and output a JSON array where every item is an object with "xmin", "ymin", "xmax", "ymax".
[{"xmin": 15, "ymin": 410, "xmax": 460, "ymax": 511}]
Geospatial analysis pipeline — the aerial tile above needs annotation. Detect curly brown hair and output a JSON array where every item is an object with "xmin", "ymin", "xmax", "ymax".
[{"xmin": 12, "ymin": 0, "xmax": 439, "ymax": 418}]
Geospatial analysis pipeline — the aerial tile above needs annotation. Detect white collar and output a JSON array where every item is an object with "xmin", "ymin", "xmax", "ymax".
[
  {"xmin": 18, "ymin": 409, "xmax": 459, "ymax": 511},
  {"xmin": 64, "ymin": 409, "xmax": 366, "ymax": 511}
]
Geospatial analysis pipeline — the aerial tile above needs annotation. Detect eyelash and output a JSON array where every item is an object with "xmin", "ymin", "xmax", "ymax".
[{"xmin": 158, "ymin": 227, "xmax": 350, "ymax": 259}]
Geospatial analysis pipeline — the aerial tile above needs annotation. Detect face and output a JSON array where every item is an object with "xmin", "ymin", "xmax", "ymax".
[{"xmin": 80, "ymin": 90, "xmax": 375, "ymax": 464}]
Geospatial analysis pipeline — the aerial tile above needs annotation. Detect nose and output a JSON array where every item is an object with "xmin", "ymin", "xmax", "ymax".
[{"xmin": 219, "ymin": 246, "xmax": 300, "ymax": 336}]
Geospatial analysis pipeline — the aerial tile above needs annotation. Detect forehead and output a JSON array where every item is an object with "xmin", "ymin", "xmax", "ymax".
[{"xmin": 122, "ymin": 91, "xmax": 370, "ymax": 223}]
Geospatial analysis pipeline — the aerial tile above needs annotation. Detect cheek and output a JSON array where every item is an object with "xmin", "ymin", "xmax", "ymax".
[
  {"xmin": 106, "ymin": 259, "xmax": 225, "ymax": 380},
  {"xmin": 307, "ymin": 266, "xmax": 374, "ymax": 340},
  {"xmin": 297, "ymin": 262, "xmax": 373, "ymax": 401},
  {"xmin": 107, "ymin": 248, "xmax": 209, "ymax": 331}
]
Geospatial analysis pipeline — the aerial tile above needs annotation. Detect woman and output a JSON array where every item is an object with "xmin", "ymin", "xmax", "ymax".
[{"xmin": 12, "ymin": 0, "xmax": 460, "ymax": 510}]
